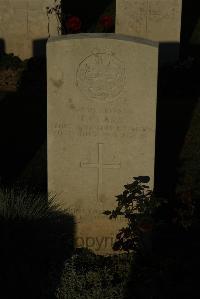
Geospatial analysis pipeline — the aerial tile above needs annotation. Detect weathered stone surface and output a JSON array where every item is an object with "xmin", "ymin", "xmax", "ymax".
[
  {"xmin": 116, "ymin": 0, "xmax": 182, "ymax": 42},
  {"xmin": 0, "ymin": 0, "xmax": 57, "ymax": 59},
  {"xmin": 47, "ymin": 34, "xmax": 158, "ymax": 254}
]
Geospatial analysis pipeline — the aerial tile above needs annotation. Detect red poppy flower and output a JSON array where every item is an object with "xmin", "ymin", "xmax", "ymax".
[
  {"xmin": 99, "ymin": 15, "xmax": 114, "ymax": 31},
  {"xmin": 65, "ymin": 16, "xmax": 82, "ymax": 33}
]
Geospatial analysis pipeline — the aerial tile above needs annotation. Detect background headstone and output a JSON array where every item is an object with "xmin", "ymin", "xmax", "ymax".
[
  {"xmin": 47, "ymin": 34, "xmax": 158, "ymax": 254},
  {"xmin": 0, "ymin": 0, "xmax": 57, "ymax": 59},
  {"xmin": 116, "ymin": 0, "xmax": 182, "ymax": 65}
]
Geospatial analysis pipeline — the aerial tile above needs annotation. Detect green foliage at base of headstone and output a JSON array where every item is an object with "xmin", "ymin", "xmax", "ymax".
[
  {"xmin": 104, "ymin": 176, "xmax": 162, "ymax": 253},
  {"xmin": 104, "ymin": 174, "xmax": 200, "ymax": 254},
  {"xmin": 103, "ymin": 176, "xmax": 200, "ymax": 298},
  {"xmin": 56, "ymin": 248, "xmax": 132, "ymax": 299}
]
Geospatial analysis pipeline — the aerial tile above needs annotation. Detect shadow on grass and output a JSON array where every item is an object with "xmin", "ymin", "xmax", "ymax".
[
  {"xmin": 154, "ymin": 57, "xmax": 200, "ymax": 198},
  {"xmin": 122, "ymin": 189, "xmax": 200, "ymax": 298},
  {"xmin": 0, "ymin": 57, "xmax": 47, "ymax": 191},
  {"xmin": 0, "ymin": 189, "xmax": 75, "ymax": 299},
  {"xmin": 123, "ymin": 223, "xmax": 200, "ymax": 299}
]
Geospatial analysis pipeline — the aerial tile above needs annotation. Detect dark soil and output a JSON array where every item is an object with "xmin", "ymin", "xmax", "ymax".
[
  {"xmin": 0, "ymin": 58, "xmax": 47, "ymax": 191},
  {"xmin": 0, "ymin": 68, "xmax": 23, "ymax": 92}
]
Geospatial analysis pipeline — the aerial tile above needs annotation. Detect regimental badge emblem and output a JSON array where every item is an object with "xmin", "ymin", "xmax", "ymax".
[{"xmin": 76, "ymin": 50, "xmax": 126, "ymax": 101}]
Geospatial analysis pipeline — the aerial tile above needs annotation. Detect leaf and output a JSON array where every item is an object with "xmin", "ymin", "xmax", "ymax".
[
  {"xmin": 116, "ymin": 231, "xmax": 123, "ymax": 239},
  {"xmin": 134, "ymin": 176, "xmax": 150, "ymax": 183},
  {"xmin": 115, "ymin": 194, "xmax": 123, "ymax": 201},
  {"xmin": 112, "ymin": 241, "xmax": 122, "ymax": 251},
  {"xmin": 123, "ymin": 190, "xmax": 129, "ymax": 197},
  {"xmin": 110, "ymin": 211, "xmax": 118, "ymax": 219},
  {"xmin": 103, "ymin": 210, "xmax": 111, "ymax": 215},
  {"xmin": 115, "ymin": 207, "xmax": 122, "ymax": 213}
]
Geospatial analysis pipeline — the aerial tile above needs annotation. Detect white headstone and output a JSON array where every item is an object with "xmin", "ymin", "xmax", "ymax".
[
  {"xmin": 47, "ymin": 34, "xmax": 158, "ymax": 254},
  {"xmin": 116, "ymin": 0, "xmax": 182, "ymax": 64},
  {"xmin": 116, "ymin": 0, "xmax": 182, "ymax": 42},
  {"xmin": 0, "ymin": 0, "xmax": 57, "ymax": 59}
]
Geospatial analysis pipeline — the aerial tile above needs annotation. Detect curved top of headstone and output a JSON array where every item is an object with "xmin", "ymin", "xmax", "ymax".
[{"xmin": 48, "ymin": 33, "xmax": 158, "ymax": 48}]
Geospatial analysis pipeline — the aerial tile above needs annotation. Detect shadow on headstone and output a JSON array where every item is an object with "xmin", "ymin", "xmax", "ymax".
[
  {"xmin": 33, "ymin": 38, "xmax": 47, "ymax": 58},
  {"xmin": 0, "ymin": 57, "xmax": 47, "ymax": 190},
  {"xmin": 0, "ymin": 38, "xmax": 5, "ymax": 55},
  {"xmin": 0, "ymin": 191, "xmax": 75, "ymax": 298}
]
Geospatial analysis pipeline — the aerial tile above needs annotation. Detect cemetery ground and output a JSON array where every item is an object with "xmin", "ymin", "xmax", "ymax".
[{"xmin": 0, "ymin": 51, "xmax": 200, "ymax": 298}]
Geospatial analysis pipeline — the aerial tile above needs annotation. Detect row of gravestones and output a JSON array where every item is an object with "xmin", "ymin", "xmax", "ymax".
[{"xmin": 47, "ymin": 0, "xmax": 182, "ymax": 255}]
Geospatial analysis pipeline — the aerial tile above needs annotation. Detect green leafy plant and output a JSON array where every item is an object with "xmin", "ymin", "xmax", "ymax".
[
  {"xmin": 103, "ymin": 174, "xmax": 200, "ymax": 298},
  {"xmin": 104, "ymin": 176, "xmax": 161, "ymax": 253},
  {"xmin": 56, "ymin": 248, "xmax": 131, "ymax": 299}
]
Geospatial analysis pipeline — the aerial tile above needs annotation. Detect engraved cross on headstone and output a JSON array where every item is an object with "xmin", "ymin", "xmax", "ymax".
[{"xmin": 80, "ymin": 143, "xmax": 121, "ymax": 201}]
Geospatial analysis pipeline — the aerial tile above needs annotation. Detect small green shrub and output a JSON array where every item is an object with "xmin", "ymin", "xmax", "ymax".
[
  {"xmin": 104, "ymin": 176, "xmax": 162, "ymax": 253},
  {"xmin": 56, "ymin": 248, "xmax": 132, "ymax": 299},
  {"xmin": 0, "ymin": 188, "xmax": 74, "ymax": 298},
  {"xmin": 0, "ymin": 188, "xmax": 60, "ymax": 220},
  {"xmin": 103, "ymin": 177, "xmax": 200, "ymax": 298}
]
